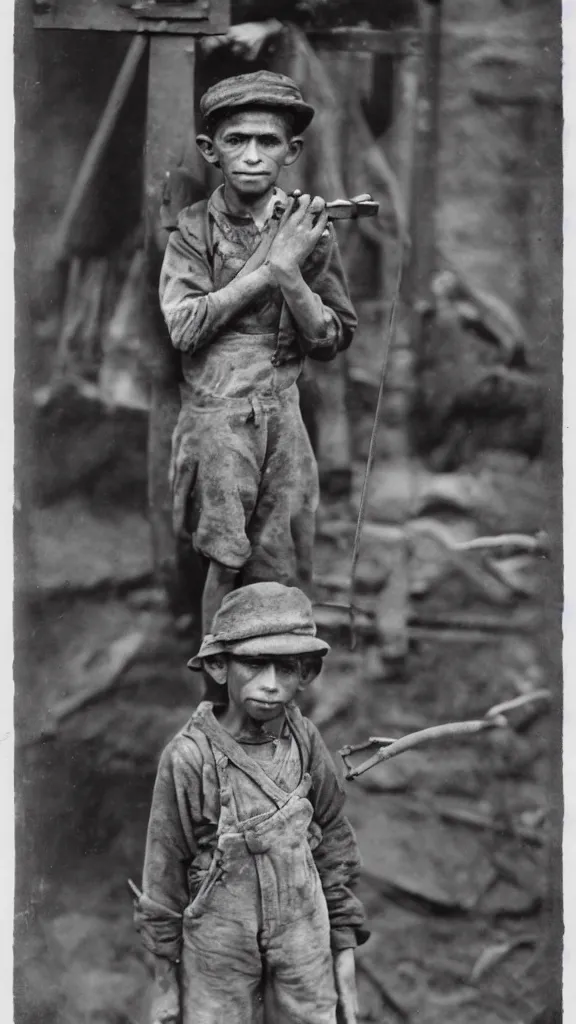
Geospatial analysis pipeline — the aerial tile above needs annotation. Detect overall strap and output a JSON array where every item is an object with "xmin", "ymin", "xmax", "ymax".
[
  {"xmin": 198, "ymin": 710, "xmax": 299, "ymax": 810},
  {"xmin": 233, "ymin": 216, "xmax": 281, "ymax": 281},
  {"xmin": 203, "ymin": 202, "xmax": 215, "ymax": 271}
]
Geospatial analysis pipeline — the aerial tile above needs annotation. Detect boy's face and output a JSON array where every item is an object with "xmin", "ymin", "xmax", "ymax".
[
  {"xmin": 225, "ymin": 655, "xmax": 314, "ymax": 722},
  {"xmin": 197, "ymin": 110, "xmax": 302, "ymax": 198}
]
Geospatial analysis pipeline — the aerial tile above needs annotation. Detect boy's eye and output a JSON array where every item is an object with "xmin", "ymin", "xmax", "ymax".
[
  {"xmin": 260, "ymin": 135, "xmax": 281, "ymax": 147},
  {"xmin": 225, "ymin": 135, "xmax": 242, "ymax": 146},
  {"xmin": 277, "ymin": 660, "xmax": 296, "ymax": 676}
]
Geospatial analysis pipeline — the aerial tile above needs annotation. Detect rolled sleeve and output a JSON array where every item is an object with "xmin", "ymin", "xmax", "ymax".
[
  {"xmin": 299, "ymin": 227, "xmax": 358, "ymax": 362},
  {"xmin": 305, "ymin": 720, "xmax": 370, "ymax": 950},
  {"xmin": 159, "ymin": 214, "xmax": 233, "ymax": 355},
  {"xmin": 135, "ymin": 741, "xmax": 203, "ymax": 961}
]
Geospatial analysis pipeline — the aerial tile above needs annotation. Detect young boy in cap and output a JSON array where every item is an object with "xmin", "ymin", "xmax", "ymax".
[
  {"xmin": 134, "ymin": 582, "xmax": 368, "ymax": 1024},
  {"xmin": 161, "ymin": 70, "xmax": 357, "ymax": 631}
]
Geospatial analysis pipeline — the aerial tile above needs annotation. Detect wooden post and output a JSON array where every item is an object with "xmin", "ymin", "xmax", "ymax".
[
  {"xmin": 143, "ymin": 37, "xmax": 204, "ymax": 611},
  {"xmin": 403, "ymin": 0, "xmax": 443, "ymax": 312},
  {"xmin": 524, "ymin": 86, "xmax": 562, "ymax": 1019},
  {"xmin": 400, "ymin": 0, "xmax": 443, "ymax": 469},
  {"xmin": 386, "ymin": 46, "xmax": 421, "ymax": 218}
]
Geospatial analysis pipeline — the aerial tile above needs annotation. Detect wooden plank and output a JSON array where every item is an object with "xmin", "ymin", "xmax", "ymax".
[
  {"xmin": 34, "ymin": 0, "xmax": 230, "ymax": 33},
  {"xmin": 48, "ymin": 35, "xmax": 148, "ymax": 267},
  {"xmin": 402, "ymin": 0, "xmax": 443, "ymax": 308},
  {"xmin": 142, "ymin": 36, "xmax": 201, "ymax": 602},
  {"xmin": 308, "ymin": 28, "xmax": 421, "ymax": 58},
  {"xmin": 375, "ymin": 532, "xmax": 410, "ymax": 659}
]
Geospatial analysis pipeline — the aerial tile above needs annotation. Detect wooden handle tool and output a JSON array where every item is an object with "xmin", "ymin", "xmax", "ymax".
[{"xmin": 288, "ymin": 190, "xmax": 379, "ymax": 220}]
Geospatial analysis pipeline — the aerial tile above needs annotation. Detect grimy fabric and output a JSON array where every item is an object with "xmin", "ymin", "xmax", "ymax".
[
  {"xmin": 199, "ymin": 70, "xmax": 315, "ymax": 134},
  {"xmin": 160, "ymin": 186, "xmax": 357, "ymax": 580},
  {"xmin": 193, "ymin": 581, "xmax": 330, "ymax": 663},
  {"xmin": 181, "ymin": 722, "xmax": 337, "ymax": 1022},
  {"xmin": 134, "ymin": 703, "xmax": 369, "ymax": 1000},
  {"xmin": 171, "ymin": 385, "xmax": 318, "ymax": 581}
]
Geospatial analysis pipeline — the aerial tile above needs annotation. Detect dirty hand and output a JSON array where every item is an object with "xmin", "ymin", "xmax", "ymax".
[
  {"xmin": 267, "ymin": 194, "xmax": 330, "ymax": 275},
  {"xmin": 150, "ymin": 966, "xmax": 180, "ymax": 1024},
  {"xmin": 201, "ymin": 20, "xmax": 282, "ymax": 60},
  {"xmin": 334, "ymin": 948, "xmax": 358, "ymax": 1024}
]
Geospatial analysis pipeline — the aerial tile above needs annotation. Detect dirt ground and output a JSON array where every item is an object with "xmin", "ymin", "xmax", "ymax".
[{"xmin": 14, "ymin": 437, "xmax": 556, "ymax": 1024}]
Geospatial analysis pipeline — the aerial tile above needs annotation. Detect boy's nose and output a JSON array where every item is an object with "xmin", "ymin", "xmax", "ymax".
[
  {"xmin": 258, "ymin": 664, "xmax": 280, "ymax": 694},
  {"xmin": 244, "ymin": 138, "xmax": 261, "ymax": 164}
]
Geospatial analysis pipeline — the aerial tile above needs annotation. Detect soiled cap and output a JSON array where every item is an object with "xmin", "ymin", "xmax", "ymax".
[
  {"xmin": 200, "ymin": 71, "xmax": 315, "ymax": 134},
  {"xmin": 188, "ymin": 582, "xmax": 330, "ymax": 669}
]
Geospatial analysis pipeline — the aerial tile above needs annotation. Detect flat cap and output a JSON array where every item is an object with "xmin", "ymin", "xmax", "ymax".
[
  {"xmin": 200, "ymin": 71, "xmax": 315, "ymax": 134},
  {"xmin": 188, "ymin": 582, "xmax": 329, "ymax": 669}
]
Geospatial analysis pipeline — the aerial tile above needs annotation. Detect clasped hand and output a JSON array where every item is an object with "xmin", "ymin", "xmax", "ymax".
[
  {"xmin": 334, "ymin": 948, "xmax": 359, "ymax": 1024},
  {"xmin": 267, "ymin": 194, "xmax": 329, "ymax": 277}
]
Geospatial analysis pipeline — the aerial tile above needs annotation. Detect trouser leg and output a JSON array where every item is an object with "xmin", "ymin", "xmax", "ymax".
[
  {"xmin": 202, "ymin": 559, "xmax": 239, "ymax": 634},
  {"xmin": 181, "ymin": 912, "xmax": 264, "ymax": 1024},
  {"xmin": 264, "ymin": 907, "xmax": 337, "ymax": 1024},
  {"xmin": 246, "ymin": 393, "xmax": 319, "ymax": 587}
]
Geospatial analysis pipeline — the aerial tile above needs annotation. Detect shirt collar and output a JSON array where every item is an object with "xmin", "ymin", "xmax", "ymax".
[{"xmin": 209, "ymin": 184, "xmax": 287, "ymax": 231}]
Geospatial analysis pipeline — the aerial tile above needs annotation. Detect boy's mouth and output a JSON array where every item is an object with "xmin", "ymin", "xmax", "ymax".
[{"xmin": 245, "ymin": 698, "xmax": 283, "ymax": 715}]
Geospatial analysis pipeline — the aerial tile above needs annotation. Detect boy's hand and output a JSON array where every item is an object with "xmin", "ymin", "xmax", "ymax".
[
  {"xmin": 201, "ymin": 20, "xmax": 283, "ymax": 61},
  {"xmin": 333, "ymin": 948, "xmax": 358, "ymax": 1024},
  {"xmin": 150, "ymin": 957, "xmax": 180, "ymax": 1024},
  {"xmin": 150, "ymin": 983, "xmax": 180, "ymax": 1024},
  {"xmin": 267, "ymin": 195, "xmax": 329, "ymax": 276}
]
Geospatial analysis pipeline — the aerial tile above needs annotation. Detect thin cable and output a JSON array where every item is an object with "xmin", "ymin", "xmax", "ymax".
[{"xmin": 347, "ymin": 248, "xmax": 406, "ymax": 648}]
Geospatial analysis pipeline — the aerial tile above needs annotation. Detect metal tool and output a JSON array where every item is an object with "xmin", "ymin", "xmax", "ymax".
[{"xmin": 288, "ymin": 189, "xmax": 379, "ymax": 221}]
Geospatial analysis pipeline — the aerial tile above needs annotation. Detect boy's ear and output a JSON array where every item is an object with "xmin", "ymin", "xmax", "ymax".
[
  {"xmin": 202, "ymin": 655, "xmax": 228, "ymax": 685},
  {"xmin": 196, "ymin": 134, "xmax": 220, "ymax": 168},
  {"xmin": 297, "ymin": 656, "xmax": 323, "ymax": 690},
  {"xmin": 283, "ymin": 136, "xmax": 304, "ymax": 168}
]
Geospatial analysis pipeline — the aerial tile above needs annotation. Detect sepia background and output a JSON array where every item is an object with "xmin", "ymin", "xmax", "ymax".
[{"xmin": 14, "ymin": 1, "xmax": 562, "ymax": 1022}]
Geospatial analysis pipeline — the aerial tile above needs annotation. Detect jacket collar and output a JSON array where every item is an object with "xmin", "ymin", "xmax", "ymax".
[
  {"xmin": 183, "ymin": 699, "xmax": 305, "ymax": 744},
  {"xmin": 208, "ymin": 184, "xmax": 287, "ymax": 232}
]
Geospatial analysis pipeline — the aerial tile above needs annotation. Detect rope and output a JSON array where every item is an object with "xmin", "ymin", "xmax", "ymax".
[{"xmin": 347, "ymin": 243, "xmax": 407, "ymax": 649}]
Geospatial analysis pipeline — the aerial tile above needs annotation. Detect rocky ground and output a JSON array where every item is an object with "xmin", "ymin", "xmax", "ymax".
[{"xmin": 14, "ymin": 425, "xmax": 555, "ymax": 1024}]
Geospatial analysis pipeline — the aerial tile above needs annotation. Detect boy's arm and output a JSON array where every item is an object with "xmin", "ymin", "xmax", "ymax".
[
  {"xmin": 267, "ymin": 199, "xmax": 357, "ymax": 361},
  {"xmin": 160, "ymin": 224, "xmax": 273, "ymax": 354},
  {"xmin": 134, "ymin": 741, "xmax": 201, "ymax": 963},
  {"xmin": 305, "ymin": 720, "xmax": 370, "ymax": 952}
]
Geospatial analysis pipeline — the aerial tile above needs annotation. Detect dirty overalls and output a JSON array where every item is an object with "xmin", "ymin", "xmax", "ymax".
[
  {"xmin": 168, "ymin": 193, "xmax": 321, "ymax": 587},
  {"xmin": 181, "ymin": 713, "xmax": 338, "ymax": 1024}
]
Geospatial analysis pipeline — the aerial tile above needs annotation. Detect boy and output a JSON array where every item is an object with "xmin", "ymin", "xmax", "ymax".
[
  {"xmin": 160, "ymin": 71, "xmax": 357, "ymax": 631},
  {"xmin": 134, "ymin": 582, "xmax": 369, "ymax": 1023}
]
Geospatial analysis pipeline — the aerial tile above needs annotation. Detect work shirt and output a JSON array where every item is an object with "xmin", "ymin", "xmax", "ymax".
[
  {"xmin": 159, "ymin": 186, "xmax": 357, "ymax": 403},
  {"xmin": 135, "ymin": 701, "xmax": 369, "ymax": 963}
]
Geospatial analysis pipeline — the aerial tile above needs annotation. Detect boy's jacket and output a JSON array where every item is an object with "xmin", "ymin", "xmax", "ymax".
[
  {"xmin": 135, "ymin": 701, "xmax": 369, "ymax": 962},
  {"xmin": 159, "ymin": 186, "xmax": 358, "ymax": 382}
]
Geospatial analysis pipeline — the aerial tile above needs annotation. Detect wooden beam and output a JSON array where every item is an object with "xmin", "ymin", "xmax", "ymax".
[
  {"xmin": 49, "ymin": 34, "xmax": 148, "ymax": 266},
  {"xmin": 142, "ymin": 36, "xmax": 201, "ymax": 605},
  {"xmin": 402, "ymin": 0, "xmax": 443, "ymax": 308},
  {"xmin": 308, "ymin": 28, "xmax": 421, "ymax": 58},
  {"xmin": 34, "ymin": 0, "xmax": 230, "ymax": 34}
]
